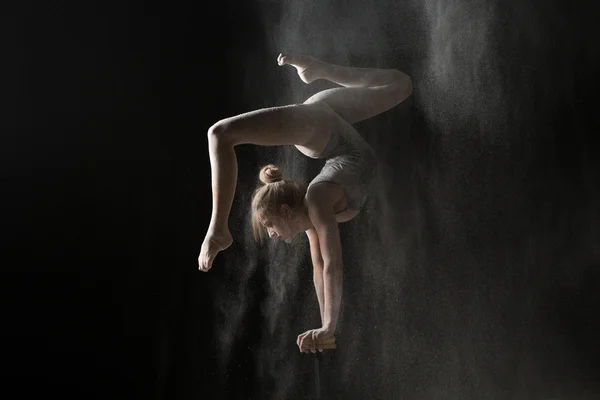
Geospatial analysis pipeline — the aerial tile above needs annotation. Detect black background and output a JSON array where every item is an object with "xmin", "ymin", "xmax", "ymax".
[{"xmin": 3, "ymin": 1, "xmax": 599, "ymax": 399}]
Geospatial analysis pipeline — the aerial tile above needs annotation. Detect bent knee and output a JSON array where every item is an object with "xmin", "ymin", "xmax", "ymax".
[
  {"xmin": 393, "ymin": 71, "xmax": 413, "ymax": 103},
  {"xmin": 207, "ymin": 120, "xmax": 226, "ymax": 136},
  {"xmin": 386, "ymin": 70, "xmax": 413, "ymax": 104},
  {"xmin": 207, "ymin": 120, "xmax": 233, "ymax": 146}
]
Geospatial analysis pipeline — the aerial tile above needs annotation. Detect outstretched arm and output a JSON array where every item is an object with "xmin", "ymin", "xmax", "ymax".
[
  {"xmin": 310, "ymin": 209, "xmax": 343, "ymax": 334},
  {"xmin": 297, "ymin": 186, "xmax": 343, "ymax": 352},
  {"xmin": 306, "ymin": 228, "xmax": 325, "ymax": 324}
]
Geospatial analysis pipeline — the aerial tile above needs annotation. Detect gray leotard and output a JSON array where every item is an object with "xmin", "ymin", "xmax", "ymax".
[{"xmin": 306, "ymin": 125, "xmax": 378, "ymax": 213}]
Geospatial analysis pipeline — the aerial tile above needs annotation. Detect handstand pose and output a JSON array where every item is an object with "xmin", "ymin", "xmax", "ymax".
[{"xmin": 199, "ymin": 53, "xmax": 413, "ymax": 353}]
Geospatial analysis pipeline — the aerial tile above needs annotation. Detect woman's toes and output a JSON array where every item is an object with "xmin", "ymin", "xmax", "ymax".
[
  {"xmin": 277, "ymin": 53, "xmax": 319, "ymax": 83},
  {"xmin": 277, "ymin": 53, "xmax": 289, "ymax": 66}
]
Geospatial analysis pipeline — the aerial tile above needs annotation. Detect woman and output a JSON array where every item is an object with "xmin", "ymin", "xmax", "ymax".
[{"xmin": 198, "ymin": 53, "xmax": 413, "ymax": 353}]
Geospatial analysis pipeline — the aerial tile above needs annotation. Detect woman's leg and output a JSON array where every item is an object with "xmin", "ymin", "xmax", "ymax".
[
  {"xmin": 199, "ymin": 102, "xmax": 336, "ymax": 271},
  {"xmin": 278, "ymin": 53, "xmax": 413, "ymax": 124},
  {"xmin": 200, "ymin": 54, "xmax": 412, "ymax": 271}
]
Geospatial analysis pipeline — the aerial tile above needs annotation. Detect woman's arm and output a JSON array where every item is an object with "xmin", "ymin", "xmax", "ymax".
[
  {"xmin": 306, "ymin": 228, "xmax": 325, "ymax": 324},
  {"xmin": 305, "ymin": 188, "xmax": 343, "ymax": 334}
]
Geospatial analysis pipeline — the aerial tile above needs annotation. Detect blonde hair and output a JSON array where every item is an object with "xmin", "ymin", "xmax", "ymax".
[{"xmin": 251, "ymin": 164, "xmax": 308, "ymax": 243}]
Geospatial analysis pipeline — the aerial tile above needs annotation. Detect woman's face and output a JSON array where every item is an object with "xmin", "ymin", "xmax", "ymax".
[
  {"xmin": 260, "ymin": 205, "xmax": 303, "ymax": 243},
  {"xmin": 261, "ymin": 215, "xmax": 295, "ymax": 243}
]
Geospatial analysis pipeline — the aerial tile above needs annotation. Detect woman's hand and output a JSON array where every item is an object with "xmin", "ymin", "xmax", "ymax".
[{"xmin": 297, "ymin": 327, "xmax": 335, "ymax": 353}]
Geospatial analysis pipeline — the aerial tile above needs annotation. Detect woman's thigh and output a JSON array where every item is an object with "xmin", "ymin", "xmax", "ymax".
[
  {"xmin": 303, "ymin": 82, "xmax": 409, "ymax": 125},
  {"xmin": 212, "ymin": 102, "xmax": 338, "ymax": 147}
]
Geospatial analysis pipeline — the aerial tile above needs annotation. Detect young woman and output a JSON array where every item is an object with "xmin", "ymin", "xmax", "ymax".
[{"xmin": 198, "ymin": 53, "xmax": 413, "ymax": 352}]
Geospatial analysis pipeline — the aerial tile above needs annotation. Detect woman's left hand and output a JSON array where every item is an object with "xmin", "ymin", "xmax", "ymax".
[{"xmin": 297, "ymin": 327, "xmax": 334, "ymax": 353}]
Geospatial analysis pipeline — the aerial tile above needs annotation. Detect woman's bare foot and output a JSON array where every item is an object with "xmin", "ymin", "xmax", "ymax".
[
  {"xmin": 198, "ymin": 229, "xmax": 233, "ymax": 271},
  {"xmin": 277, "ymin": 53, "xmax": 323, "ymax": 84}
]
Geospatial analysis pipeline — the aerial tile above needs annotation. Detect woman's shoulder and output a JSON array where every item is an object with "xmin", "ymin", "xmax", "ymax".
[
  {"xmin": 306, "ymin": 181, "xmax": 338, "ymax": 202},
  {"xmin": 305, "ymin": 182, "xmax": 346, "ymax": 212}
]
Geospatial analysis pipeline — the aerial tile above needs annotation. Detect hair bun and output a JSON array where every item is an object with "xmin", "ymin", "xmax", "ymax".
[{"xmin": 259, "ymin": 164, "xmax": 283, "ymax": 184}]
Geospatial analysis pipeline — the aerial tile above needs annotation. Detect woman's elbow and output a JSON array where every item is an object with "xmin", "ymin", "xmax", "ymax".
[
  {"xmin": 323, "ymin": 262, "xmax": 343, "ymax": 277},
  {"xmin": 313, "ymin": 262, "xmax": 324, "ymax": 276}
]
